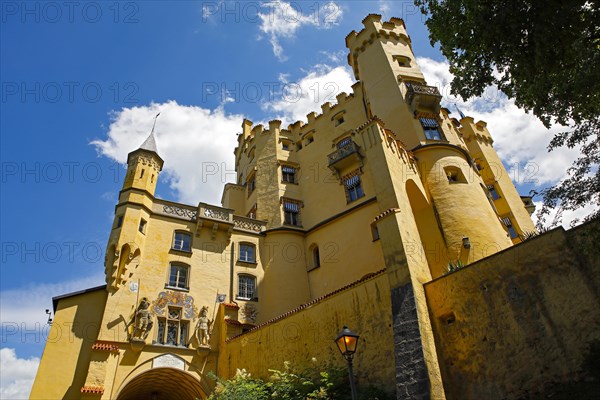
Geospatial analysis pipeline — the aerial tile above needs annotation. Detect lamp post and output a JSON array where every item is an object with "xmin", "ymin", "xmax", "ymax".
[{"xmin": 335, "ymin": 326, "xmax": 360, "ymax": 400}]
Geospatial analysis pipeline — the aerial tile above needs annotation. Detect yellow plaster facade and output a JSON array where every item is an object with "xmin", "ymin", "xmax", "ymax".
[{"xmin": 32, "ymin": 14, "xmax": 590, "ymax": 400}]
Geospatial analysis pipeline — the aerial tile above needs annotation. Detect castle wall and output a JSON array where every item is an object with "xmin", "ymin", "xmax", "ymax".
[
  {"xmin": 30, "ymin": 288, "xmax": 107, "ymax": 400},
  {"xmin": 424, "ymin": 220, "xmax": 600, "ymax": 399},
  {"xmin": 219, "ymin": 272, "xmax": 396, "ymax": 395}
]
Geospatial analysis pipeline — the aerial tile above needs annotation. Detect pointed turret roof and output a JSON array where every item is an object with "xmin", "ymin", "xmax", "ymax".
[
  {"xmin": 139, "ymin": 132, "xmax": 158, "ymax": 153},
  {"xmin": 127, "ymin": 131, "xmax": 164, "ymax": 170}
]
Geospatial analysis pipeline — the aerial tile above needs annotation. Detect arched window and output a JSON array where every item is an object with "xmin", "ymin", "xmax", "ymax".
[
  {"xmin": 239, "ymin": 243, "xmax": 256, "ymax": 263},
  {"xmin": 172, "ymin": 231, "xmax": 192, "ymax": 252},
  {"xmin": 313, "ymin": 246, "xmax": 320, "ymax": 268},
  {"xmin": 167, "ymin": 263, "xmax": 190, "ymax": 290},
  {"xmin": 237, "ymin": 275, "xmax": 256, "ymax": 300}
]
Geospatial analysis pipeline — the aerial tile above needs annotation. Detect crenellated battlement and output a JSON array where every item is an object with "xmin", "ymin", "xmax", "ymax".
[{"xmin": 346, "ymin": 14, "xmax": 410, "ymax": 79}]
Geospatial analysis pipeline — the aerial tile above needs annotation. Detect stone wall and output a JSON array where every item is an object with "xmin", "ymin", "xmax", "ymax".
[
  {"xmin": 219, "ymin": 272, "xmax": 396, "ymax": 395},
  {"xmin": 424, "ymin": 220, "xmax": 600, "ymax": 399}
]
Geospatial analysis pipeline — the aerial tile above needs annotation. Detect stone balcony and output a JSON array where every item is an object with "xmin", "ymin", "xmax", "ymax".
[
  {"xmin": 155, "ymin": 200, "xmax": 266, "ymax": 237},
  {"xmin": 327, "ymin": 141, "xmax": 363, "ymax": 174},
  {"xmin": 404, "ymin": 82, "xmax": 442, "ymax": 114}
]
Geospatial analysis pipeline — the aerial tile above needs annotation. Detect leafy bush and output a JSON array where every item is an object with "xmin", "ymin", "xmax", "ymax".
[{"xmin": 207, "ymin": 361, "xmax": 393, "ymax": 400}]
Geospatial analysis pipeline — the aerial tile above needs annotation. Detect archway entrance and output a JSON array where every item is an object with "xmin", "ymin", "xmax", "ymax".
[{"xmin": 116, "ymin": 367, "xmax": 206, "ymax": 400}]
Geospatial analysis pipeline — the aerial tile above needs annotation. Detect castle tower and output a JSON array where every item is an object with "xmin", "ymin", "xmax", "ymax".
[
  {"xmin": 347, "ymin": 15, "xmax": 513, "ymax": 263},
  {"xmin": 104, "ymin": 132, "xmax": 164, "ymax": 290}
]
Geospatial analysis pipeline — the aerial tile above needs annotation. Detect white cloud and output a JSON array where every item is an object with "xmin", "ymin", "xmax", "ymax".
[
  {"xmin": 91, "ymin": 101, "xmax": 243, "ymax": 206},
  {"xmin": 258, "ymin": 1, "xmax": 343, "ymax": 60},
  {"xmin": 417, "ymin": 56, "xmax": 598, "ymax": 227},
  {"xmin": 0, "ymin": 273, "xmax": 104, "ymax": 329},
  {"xmin": 0, "ymin": 348, "xmax": 39, "ymax": 399},
  {"xmin": 263, "ymin": 64, "xmax": 355, "ymax": 124}
]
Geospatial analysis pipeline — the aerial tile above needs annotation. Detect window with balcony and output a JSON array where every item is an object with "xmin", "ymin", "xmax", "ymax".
[
  {"xmin": 282, "ymin": 165, "xmax": 297, "ymax": 184},
  {"xmin": 420, "ymin": 117, "xmax": 443, "ymax": 140},
  {"xmin": 283, "ymin": 199, "xmax": 302, "ymax": 226},
  {"xmin": 237, "ymin": 274, "xmax": 256, "ymax": 300},
  {"xmin": 239, "ymin": 243, "xmax": 256, "ymax": 263},
  {"xmin": 156, "ymin": 307, "xmax": 189, "ymax": 347},
  {"xmin": 167, "ymin": 263, "xmax": 189, "ymax": 290},
  {"xmin": 344, "ymin": 174, "xmax": 364, "ymax": 203},
  {"xmin": 172, "ymin": 231, "xmax": 191, "ymax": 252}
]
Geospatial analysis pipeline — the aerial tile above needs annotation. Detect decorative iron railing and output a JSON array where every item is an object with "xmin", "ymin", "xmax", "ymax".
[{"xmin": 328, "ymin": 142, "xmax": 360, "ymax": 166}]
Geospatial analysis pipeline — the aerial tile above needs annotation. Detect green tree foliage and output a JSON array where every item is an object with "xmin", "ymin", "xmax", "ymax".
[
  {"xmin": 414, "ymin": 0, "xmax": 600, "ymax": 226},
  {"xmin": 207, "ymin": 362, "xmax": 393, "ymax": 400}
]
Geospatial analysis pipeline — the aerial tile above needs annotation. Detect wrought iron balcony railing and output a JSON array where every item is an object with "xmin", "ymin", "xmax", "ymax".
[{"xmin": 328, "ymin": 142, "xmax": 360, "ymax": 166}]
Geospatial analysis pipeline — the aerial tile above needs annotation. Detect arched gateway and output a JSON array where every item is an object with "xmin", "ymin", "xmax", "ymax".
[{"xmin": 115, "ymin": 367, "xmax": 206, "ymax": 400}]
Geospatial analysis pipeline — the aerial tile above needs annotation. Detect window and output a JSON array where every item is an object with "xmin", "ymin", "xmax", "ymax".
[
  {"xmin": 420, "ymin": 117, "xmax": 443, "ymax": 140},
  {"xmin": 239, "ymin": 243, "xmax": 256, "ymax": 263},
  {"xmin": 156, "ymin": 307, "xmax": 189, "ymax": 346},
  {"xmin": 502, "ymin": 217, "xmax": 518, "ymax": 239},
  {"xmin": 337, "ymin": 137, "xmax": 352, "ymax": 148},
  {"xmin": 238, "ymin": 275, "xmax": 256, "ymax": 300},
  {"xmin": 305, "ymin": 135, "xmax": 314, "ymax": 145},
  {"xmin": 140, "ymin": 169, "xmax": 145, "ymax": 178},
  {"xmin": 283, "ymin": 199, "xmax": 301, "ymax": 226},
  {"xmin": 296, "ymin": 142, "xmax": 303, "ymax": 151},
  {"xmin": 487, "ymin": 184, "xmax": 500, "ymax": 200},
  {"xmin": 371, "ymin": 223, "xmax": 380, "ymax": 241},
  {"xmin": 247, "ymin": 204, "xmax": 257, "ymax": 219},
  {"xmin": 334, "ymin": 115, "xmax": 345, "ymax": 126},
  {"xmin": 344, "ymin": 174, "xmax": 364, "ymax": 203},
  {"xmin": 282, "ymin": 165, "xmax": 296, "ymax": 184},
  {"xmin": 247, "ymin": 173, "xmax": 256, "ymax": 196},
  {"xmin": 172, "ymin": 232, "xmax": 191, "ymax": 252},
  {"xmin": 312, "ymin": 246, "xmax": 320, "ymax": 268},
  {"xmin": 138, "ymin": 219, "xmax": 147, "ymax": 234},
  {"xmin": 393, "ymin": 55, "xmax": 411, "ymax": 67},
  {"xmin": 168, "ymin": 263, "xmax": 189, "ymax": 290},
  {"xmin": 282, "ymin": 141, "xmax": 291, "ymax": 151},
  {"xmin": 115, "ymin": 215, "xmax": 123, "ymax": 229},
  {"xmin": 444, "ymin": 167, "xmax": 465, "ymax": 183}
]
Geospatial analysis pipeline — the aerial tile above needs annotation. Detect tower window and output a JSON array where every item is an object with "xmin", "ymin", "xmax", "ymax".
[
  {"xmin": 140, "ymin": 169, "xmax": 145, "ymax": 178},
  {"xmin": 487, "ymin": 184, "xmax": 501, "ymax": 200},
  {"xmin": 393, "ymin": 55, "xmax": 411, "ymax": 67},
  {"xmin": 344, "ymin": 174, "xmax": 364, "ymax": 203},
  {"xmin": 337, "ymin": 137, "xmax": 352, "ymax": 148},
  {"xmin": 282, "ymin": 140, "xmax": 291, "ymax": 151},
  {"xmin": 156, "ymin": 307, "xmax": 189, "ymax": 347},
  {"xmin": 312, "ymin": 246, "xmax": 320, "ymax": 268},
  {"xmin": 247, "ymin": 173, "xmax": 256, "ymax": 196},
  {"xmin": 172, "ymin": 231, "xmax": 192, "ymax": 252},
  {"xmin": 167, "ymin": 263, "xmax": 189, "ymax": 290},
  {"xmin": 305, "ymin": 135, "xmax": 314, "ymax": 145},
  {"xmin": 420, "ymin": 117, "xmax": 443, "ymax": 140},
  {"xmin": 237, "ymin": 275, "xmax": 256, "ymax": 300},
  {"xmin": 282, "ymin": 165, "xmax": 297, "ymax": 184},
  {"xmin": 247, "ymin": 204, "xmax": 257, "ymax": 219},
  {"xmin": 115, "ymin": 215, "xmax": 123, "ymax": 229},
  {"xmin": 283, "ymin": 199, "xmax": 302, "ymax": 226},
  {"xmin": 239, "ymin": 243, "xmax": 256, "ymax": 263},
  {"xmin": 502, "ymin": 217, "xmax": 518, "ymax": 239},
  {"xmin": 138, "ymin": 219, "xmax": 147, "ymax": 234},
  {"xmin": 444, "ymin": 167, "xmax": 465, "ymax": 183}
]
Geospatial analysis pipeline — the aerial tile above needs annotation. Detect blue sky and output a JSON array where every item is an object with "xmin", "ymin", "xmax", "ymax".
[{"xmin": 0, "ymin": 1, "xmax": 593, "ymax": 397}]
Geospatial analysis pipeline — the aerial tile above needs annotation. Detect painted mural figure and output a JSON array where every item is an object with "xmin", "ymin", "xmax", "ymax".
[
  {"xmin": 195, "ymin": 306, "xmax": 212, "ymax": 347},
  {"xmin": 131, "ymin": 297, "xmax": 153, "ymax": 341}
]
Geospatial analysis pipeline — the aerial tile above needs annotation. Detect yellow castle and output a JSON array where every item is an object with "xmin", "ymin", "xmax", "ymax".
[{"xmin": 31, "ymin": 14, "xmax": 599, "ymax": 400}]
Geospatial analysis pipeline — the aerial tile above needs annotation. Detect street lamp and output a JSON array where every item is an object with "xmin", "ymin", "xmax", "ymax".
[{"xmin": 335, "ymin": 326, "xmax": 360, "ymax": 400}]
